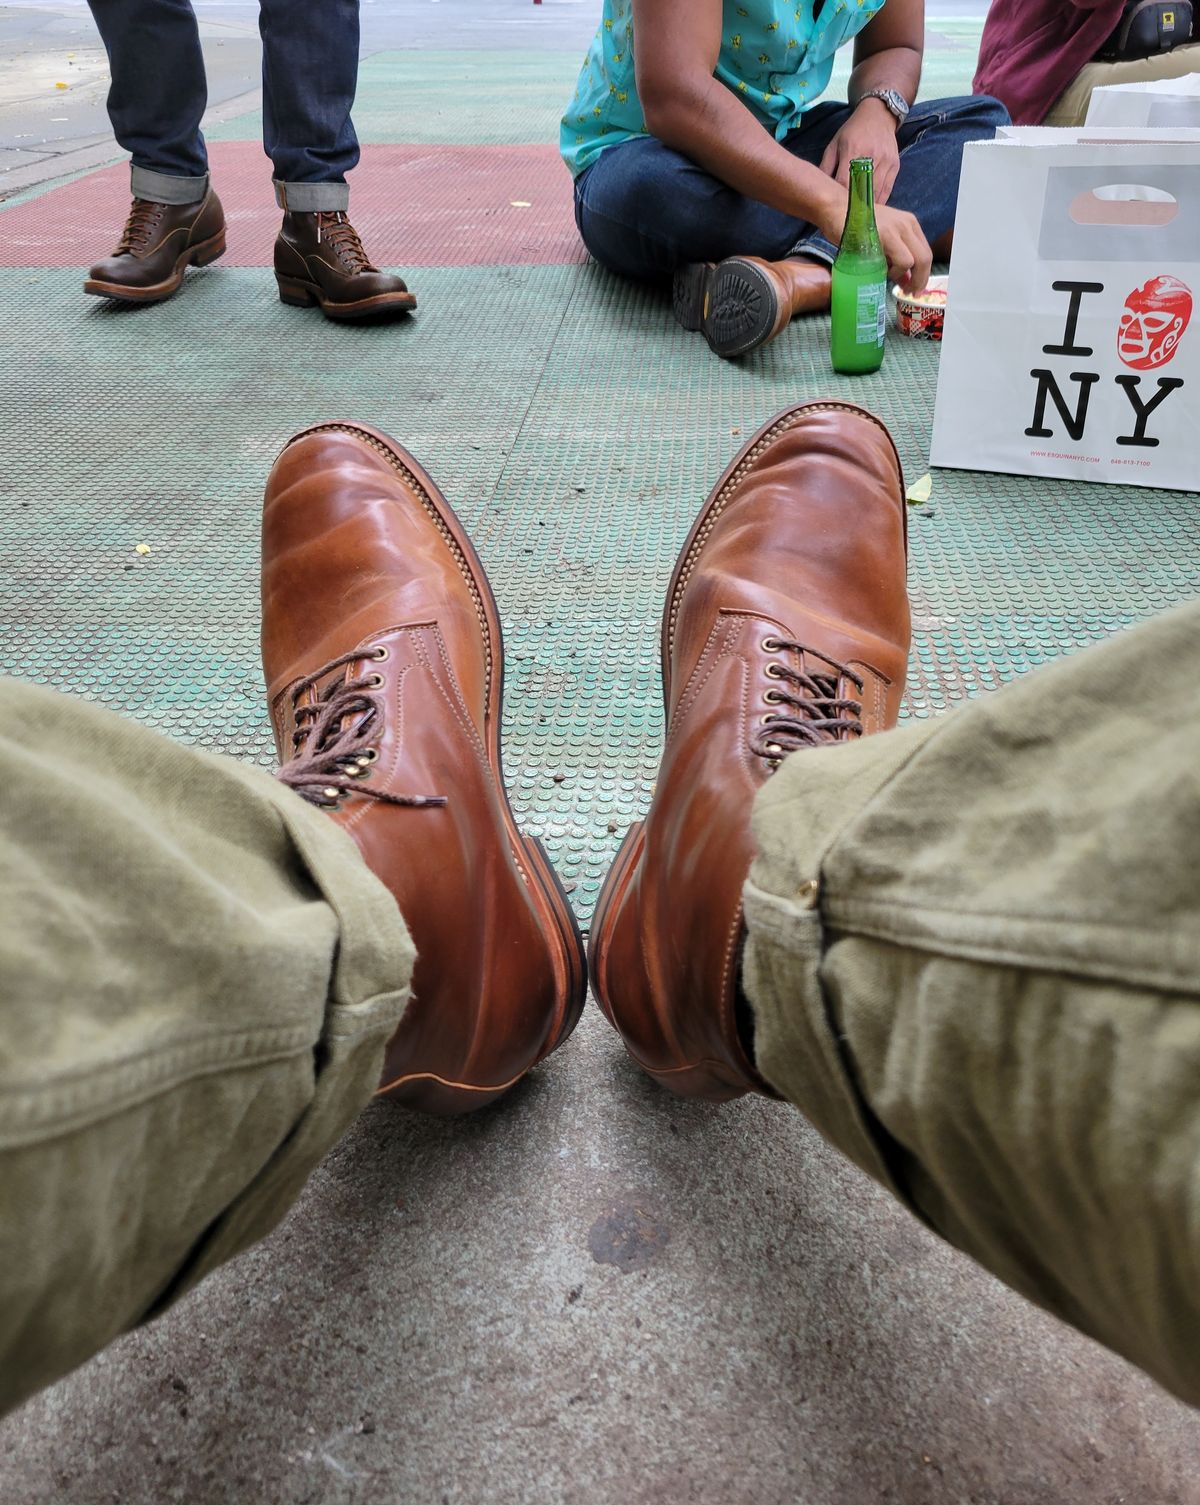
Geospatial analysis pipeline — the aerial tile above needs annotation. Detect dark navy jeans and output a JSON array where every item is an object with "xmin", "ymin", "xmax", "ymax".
[
  {"xmin": 87, "ymin": 0, "xmax": 360, "ymax": 210},
  {"xmin": 573, "ymin": 94, "xmax": 1010, "ymax": 280}
]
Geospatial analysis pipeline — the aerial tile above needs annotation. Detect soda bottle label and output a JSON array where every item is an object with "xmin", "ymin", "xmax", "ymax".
[{"xmin": 855, "ymin": 282, "xmax": 886, "ymax": 348}]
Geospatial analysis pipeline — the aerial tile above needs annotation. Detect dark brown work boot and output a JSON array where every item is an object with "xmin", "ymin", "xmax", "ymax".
[
  {"xmin": 589, "ymin": 400, "xmax": 910, "ymax": 1101},
  {"xmin": 673, "ymin": 255, "xmax": 832, "ymax": 359},
  {"xmin": 274, "ymin": 212, "xmax": 416, "ymax": 321},
  {"xmin": 84, "ymin": 189, "xmax": 226, "ymax": 304},
  {"xmin": 262, "ymin": 422, "xmax": 585, "ymax": 1114}
]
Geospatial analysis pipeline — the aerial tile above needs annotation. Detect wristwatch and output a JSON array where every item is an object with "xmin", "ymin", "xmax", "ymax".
[{"xmin": 856, "ymin": 87, "xmax": 911, "ymax": 126}]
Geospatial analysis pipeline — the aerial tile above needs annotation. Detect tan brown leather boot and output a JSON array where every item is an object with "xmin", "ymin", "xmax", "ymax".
[
  {"xmin": 673, "ymin": 255, "xmax": 832, "ymax": 359},
  {"xmin": 262, "ymin": 422, "xmax": 585, "ymax": 1114},
  {"xmin": 274, "ymin": 212, "xmax": 416, "ymax": 321},
  {"xmin": 589, "ymin": 400, "xmax": 910, "ymax": 1101},
  {"xmin": 84, "ymin": 189, "xmax": 226, "ymax": 303}
]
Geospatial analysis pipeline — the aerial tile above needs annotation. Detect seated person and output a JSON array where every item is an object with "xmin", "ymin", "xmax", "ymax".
[
  {"xmin": 975, "ymin": 0, "xmax": 1200, "ymax": 127},
  {"xmin": 562, "ymin": 0, "xmax": 1008, "ymax": 359}
]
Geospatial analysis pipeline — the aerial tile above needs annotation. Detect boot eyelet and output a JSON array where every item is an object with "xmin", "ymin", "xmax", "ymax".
[
  {"xmin": 357, "ymin": 748, "xmax": 379, "ymax": 765},
  {"xmin": 765, "ymin": 742, "xmax": 784, "ymax": 756},
  {"xmin": 761, "ymin": 637, "xmax": 780, "ymax": 652},
  {"xmin": 765, "ymin": 663, "xmax": 784, "ymax": 679},
  {"xmin": 366, "ymin": 673, "xmax": 385, "ymax": 689},
  {"xmin": 763, "ymin": 689, "xmax": 783, "ymax": 705},
  {"xmin": 371, "ymin": 645, "xmax": 390, "ymax": 661}
]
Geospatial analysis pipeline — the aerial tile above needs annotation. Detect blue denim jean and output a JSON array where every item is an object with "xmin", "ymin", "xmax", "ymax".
[
  {"xmin": 86, "ymin": 0, "xmax": 360, "ymax": 210},
  {"xmin": 573, "ymin": 94, "xmax": 1010, "ymax": 281}
]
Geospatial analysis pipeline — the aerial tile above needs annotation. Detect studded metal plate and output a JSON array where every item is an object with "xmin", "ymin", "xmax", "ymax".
[{"xmin": 1, "ymin": 259, "xmax": 1196, "ymax": 922}]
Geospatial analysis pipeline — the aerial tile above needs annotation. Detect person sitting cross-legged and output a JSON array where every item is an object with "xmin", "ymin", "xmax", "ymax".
[{"xmin": 562, "ymin": 0, "xmax": 1008, "ymax": 358}]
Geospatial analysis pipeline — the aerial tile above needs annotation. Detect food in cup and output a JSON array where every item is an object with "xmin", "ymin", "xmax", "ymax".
[{"xmin": 894, "ymin": 275, "xmax": 949, "ymax": 340}]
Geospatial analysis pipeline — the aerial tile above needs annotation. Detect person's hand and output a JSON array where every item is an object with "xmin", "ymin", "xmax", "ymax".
[
  {"xmin": 875, "ymin": 203, "xmax": 932, "ymax": 293},
  {"xmin": 818, "ymin": 99, "xmax": 902, "ymax": 204}
]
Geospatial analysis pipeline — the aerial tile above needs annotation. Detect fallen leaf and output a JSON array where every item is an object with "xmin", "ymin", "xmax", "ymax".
[
  {"xmin": 134, "ymin": 543, "xmax": 152, "ymax": 555},
  {"xmin": 906, "ymin": 472, "xmax": 933, "ymax": 506}
]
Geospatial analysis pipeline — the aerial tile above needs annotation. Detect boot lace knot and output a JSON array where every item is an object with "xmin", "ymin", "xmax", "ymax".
[
  {"xmin": 316, "ymin": 212, "xmax": 376, "ymax": 273},
  {"xmin": 115, "ymin": 198, "xmax": 165, "ymax": 256},
  {"xmin": 276, "ymin": 645, "xmax": 446, "ymax": 812},
  {"xmin": 749, "ymin": 637, "xmax": 865, "ymax": 769}
]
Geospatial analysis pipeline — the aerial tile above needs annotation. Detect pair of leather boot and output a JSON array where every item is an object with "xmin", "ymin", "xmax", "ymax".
[
  {"xmin": 262, "ymin": 401, "xmax": 909, "ymax": 1115},
  {"xmin": 673, "ymin": 255, "xmax": 832, "ymax": 359},
  {"xmin": 85, "ymin": 191, "xmax": 415, "ymax": 320}
]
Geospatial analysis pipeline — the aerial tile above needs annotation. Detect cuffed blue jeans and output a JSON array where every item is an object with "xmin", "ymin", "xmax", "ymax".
[
  {"xmin": 86, "ymin": 0, "xmax": 360, "ymax": 211},
  {"xmin": 573, "ymin": 94, "xmax": 1010, "ymax": 281}
]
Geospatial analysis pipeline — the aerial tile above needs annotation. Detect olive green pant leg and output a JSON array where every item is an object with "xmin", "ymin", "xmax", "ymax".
[
  {"xmin": 742, "ymin": 600, "xmax": 1200, "ymax": 1407},
  {"xmin": 0, "ymin": 679, "xmax": 415, "ymax": 1415}
]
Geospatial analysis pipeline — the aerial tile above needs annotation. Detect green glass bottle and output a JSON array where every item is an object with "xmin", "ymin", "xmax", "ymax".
[{"xmin": 830, "ymin": 157, "xmax": 888, "ymax": 375}]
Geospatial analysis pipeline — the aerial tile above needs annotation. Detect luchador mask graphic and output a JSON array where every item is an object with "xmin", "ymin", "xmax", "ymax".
[{"xmin": 1117, "ymin": 275, "xmax": 1193, "ymax": 371}]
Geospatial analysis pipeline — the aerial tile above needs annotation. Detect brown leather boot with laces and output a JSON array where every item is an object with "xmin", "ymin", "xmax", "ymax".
[
  {"xmin": 263, "ymin": 421, "xmax": 586, "ymax": 1114},
  {"xmin": 274, "ymin": 211, "xmax": 417, "ymax": 321},
  {"xmin": 84, "ymin": 189, "xmax": 226, "ymax": 304},
  {"xmin": 589, "ymin": 400, "xmax": 910, "ymax": 1101},
  {"xmin": 673, "ymin": 254, "xmax": 832, "ymax": 359}
]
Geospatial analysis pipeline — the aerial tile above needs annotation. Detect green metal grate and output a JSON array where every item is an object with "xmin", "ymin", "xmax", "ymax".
[{"xmin": 2, "ymin": 259, "xmax": 1196, "ymax": 920}]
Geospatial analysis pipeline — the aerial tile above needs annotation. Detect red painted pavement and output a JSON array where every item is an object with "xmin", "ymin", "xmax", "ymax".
[{"xmin": 0, "ymin": 141, "xmax": 586, "ymax": 268}]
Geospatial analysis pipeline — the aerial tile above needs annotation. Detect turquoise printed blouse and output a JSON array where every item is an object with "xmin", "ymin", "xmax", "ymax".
[{"xmin": 560, "ymin": 0, "xmax": 884, "ymax": 177}]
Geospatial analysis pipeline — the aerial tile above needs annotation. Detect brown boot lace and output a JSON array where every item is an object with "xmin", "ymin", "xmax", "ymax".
[
  {"xmin": 749, "ymin": 638, "xmax": 864, "ymax": 768},
  {"xmin": 315, "ymin": 212, "xmax": 377, "ymax": 273},
  {"xmin": 114, "ymin": 198, "xmax": 166, "ymax": 256},
  {"xmin": 276, "ymin": 646, "xmax": 446, "ymax": 811}
]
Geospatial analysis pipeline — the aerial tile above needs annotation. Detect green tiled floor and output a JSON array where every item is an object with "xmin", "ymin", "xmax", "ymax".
[
  {"xmin": 206, "ymin": 33, "xmax": 985, "ymax": 149},
  {"xmin": 209, "ymin": 51, "xmax": 585, "ymax": 146},
  {"xmin": 2, "ymin": 256, "xmax": 1194, "ymax": 919}
]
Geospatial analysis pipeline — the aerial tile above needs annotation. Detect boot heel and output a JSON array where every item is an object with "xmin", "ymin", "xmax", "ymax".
[
  {"xmin": 672, "ymin": 263, "xmax": 711, "ymax": 333},
  {"xmin": 276, "ymin": 275, "xmax": 317, "ymax": 308},
  {"xmin": 190, "ymin": 230, "xmax": 226, "ymax": 268},
  {"xmin": 704, "ymin": 259, "xmax": 779, "ymax": 360}
]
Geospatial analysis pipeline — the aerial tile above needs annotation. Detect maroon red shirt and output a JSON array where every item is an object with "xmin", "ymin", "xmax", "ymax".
[{"xmin": 974, "ymin": 0, "xmax": 1126, "ymax": 123}]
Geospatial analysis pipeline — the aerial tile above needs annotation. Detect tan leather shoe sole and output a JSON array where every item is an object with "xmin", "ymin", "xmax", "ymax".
[
  {"xmin": 275, "ymin": 275, "xmax": 417, "ymax": 321},
  {"xmin": 304, "ymin": 423, "xmax": 587, "ymax": 1107},
  {"xmin": 83, "ymin": 226, "xmax": 227, "ymax": 303},
  {"xmin": 589, "ymin": 399, "xmax": 902, "ymax": 1100}
]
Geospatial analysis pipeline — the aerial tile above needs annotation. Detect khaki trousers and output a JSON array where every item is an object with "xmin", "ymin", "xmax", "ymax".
[
  {"xmin": 746, "ymin": 597, "xmax": 1200, "ymax": 1408},
  {"xmin": 2, "ymin": 600, "xmax": 1198, "ymax": 1414},
  {"xmin": 1044, "ymin": 41, "xmax": 1200, "ymax": 126},
  {"xmin": 0, "ymin": 680, "xmax": 415, "ymax": 1415}
]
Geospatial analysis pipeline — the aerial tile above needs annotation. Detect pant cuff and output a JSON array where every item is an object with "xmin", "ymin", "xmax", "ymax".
[
  {"xmin": 788, "ymin": 232, "xmax": 837, "ymax": 265},
  {"xmin": 131, "ymin": 166, "xmax": 209, "ymax": 205},
  {"xmin": 275, "ymin": 180, "xmax": 350, "ymax": 213}
]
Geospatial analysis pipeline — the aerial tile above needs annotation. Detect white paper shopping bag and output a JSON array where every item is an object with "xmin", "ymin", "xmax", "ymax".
[
  {"xmin": 1086, "ymin": 72, "xmax": 1200, "ymax": 128},
  {"xmin": 930, "ymin": 130, "xmax": 1200, "ymax": 493}
]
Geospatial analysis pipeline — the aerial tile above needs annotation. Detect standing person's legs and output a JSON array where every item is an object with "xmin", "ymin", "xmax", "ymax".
[
  {"xmin": 743, "ymin": 599, "xmax": 1200, "ymax": 1407},
  {"xmin": 86, "ymin": 0, "xmax": 210, "ymax": 202},
  {"xmin": 0, "ymin": 677, "xmax": 414, "ymax": 1417},
  {"xmin": 258, "ymin": 0, "xmax": 417, "ymax": 320},
  {"xmin": 257, "ymin": 0, "xmax": 361, "ymax": 212},
  {"xmin": 83, "ymin": 0, "xmax": 226, "ymax": 304}
]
